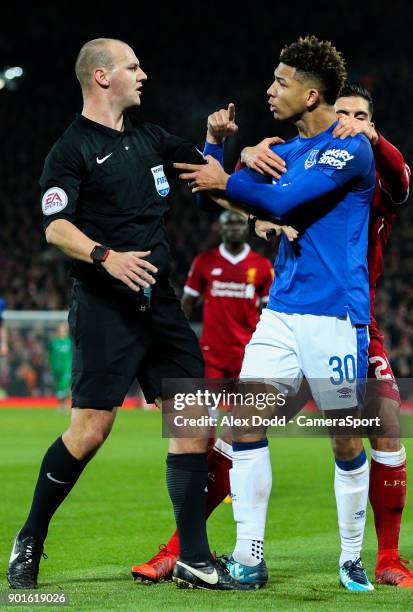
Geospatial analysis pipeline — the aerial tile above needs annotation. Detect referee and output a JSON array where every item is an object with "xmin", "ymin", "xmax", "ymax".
[{"xmin": 7, "ymin": 38, "xmax": 248, "ymax": 591}]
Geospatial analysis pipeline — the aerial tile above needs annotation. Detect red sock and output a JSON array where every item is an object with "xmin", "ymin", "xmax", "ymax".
[
  {"xmin": 369, "ymin": 458, "xmax": 407, "ymax": 559},
  {"xmin": 165, "ymin": 446, "xmax": 232, "ymax": 556},
  {"xmin": 205, "ymin": 446, "xmax": 232, "ymax": 518}
]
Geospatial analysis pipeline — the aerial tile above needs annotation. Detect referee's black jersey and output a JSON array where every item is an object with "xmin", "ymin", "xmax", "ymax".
[{"xmin": 40, "ymin": 113, "xmax": 203, "ymax": 296}]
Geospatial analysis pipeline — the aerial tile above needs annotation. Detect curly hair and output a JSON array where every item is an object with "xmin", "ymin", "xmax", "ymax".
[{"xmin": 280, "ymin": 35, "xmax": 347, "ymax": 105}]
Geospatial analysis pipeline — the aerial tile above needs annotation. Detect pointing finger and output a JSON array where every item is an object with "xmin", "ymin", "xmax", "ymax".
[{"xmin": 228, "ymin": 102, "xmax": 235, "ymax": 122}]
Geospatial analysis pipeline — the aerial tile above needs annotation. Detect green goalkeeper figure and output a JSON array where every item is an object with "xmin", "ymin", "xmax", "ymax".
[{"xmin": 48, "ymin": 323, "xmax": 72, "ymax": 410}]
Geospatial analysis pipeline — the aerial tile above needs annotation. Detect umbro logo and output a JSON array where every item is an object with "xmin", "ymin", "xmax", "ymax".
[
  {"xmin": 337, "ymin": 387, "xmax": 352, "ymax": 399},
  {"xmin": 96, "ymin": 153, "xmax": 113, "ymax": 164}
]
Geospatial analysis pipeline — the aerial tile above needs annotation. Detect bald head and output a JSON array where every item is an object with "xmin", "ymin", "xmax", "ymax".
[
  {"xmin": 219, "ymin": 210, "xmax": 247, "ymax": 226},
  {"xmin": 75, "ymin": 38, "xmax": 147, "ymax": 113},
  {"xmin": 219, "ymin": 210, "xmax": 248, "ymax": 246},
  {"xmin": 75, "ymin": 38, "xmax": 126, "ymax": 91}
]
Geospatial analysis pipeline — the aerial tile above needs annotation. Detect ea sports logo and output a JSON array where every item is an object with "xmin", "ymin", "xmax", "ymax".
[
  {"xmin": 46, "ymin": 192, "xmax": 62, "ymax": 206},
  {"xmin": 42, "ymin": 187, "xmax": 68, "ymax": 215}
]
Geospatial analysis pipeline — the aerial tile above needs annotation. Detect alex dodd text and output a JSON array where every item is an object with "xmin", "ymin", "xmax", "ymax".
[{"xmin": 173, "ymin": 415, "xmax": 381, "ymax": 428}]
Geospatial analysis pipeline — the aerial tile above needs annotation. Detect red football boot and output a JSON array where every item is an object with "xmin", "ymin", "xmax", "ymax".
[
  {"xmin": 376, "ymin": 552, "xmax": 413, "ymax": 588},
  {"xmin": 131, "ymin": 545, "xmax": 177, "ymax": 582},
  {"xmin": 131, "ymin": 544, "xmax": 178, "ymax": 582}
]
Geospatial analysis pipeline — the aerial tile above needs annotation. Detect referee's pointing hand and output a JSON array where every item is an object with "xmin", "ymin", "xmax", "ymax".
[{"xmin": 102, "ymin": 250, "xmax": 158, "ymax": 293}]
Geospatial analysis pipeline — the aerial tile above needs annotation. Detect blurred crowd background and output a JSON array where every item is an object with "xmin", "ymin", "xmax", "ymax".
[{"xmin": 1, "ymin": 1, "xmax": 413, "ymax": 395}]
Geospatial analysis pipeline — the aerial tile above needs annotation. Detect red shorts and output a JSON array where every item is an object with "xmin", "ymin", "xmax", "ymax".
[
  {"xmin": 367, "ymin": 327, "xmax": 400, "ymax": 403},
  {"xmin": 203, "ymin": 349, "xmax": 244, "ymax": 379}
]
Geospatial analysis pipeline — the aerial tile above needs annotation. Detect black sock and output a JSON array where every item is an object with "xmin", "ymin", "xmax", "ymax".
[
  {"xmin": 166, "ymin": 452, "xmax": 212, "ymax": 564},
  {"xmin": 20, "ymin": 437, "xmax": 89, "ymax": 543}
]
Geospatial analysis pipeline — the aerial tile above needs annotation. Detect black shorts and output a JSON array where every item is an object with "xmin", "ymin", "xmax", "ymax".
[{"xmin": 68, "ymin": 281, "xmax": 204, "ymax": 408}]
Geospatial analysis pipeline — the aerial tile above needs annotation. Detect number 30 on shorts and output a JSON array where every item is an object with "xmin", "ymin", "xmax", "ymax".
[{"xmin": 329, "ymin": 354, "xmax": 356, "ymax": 385}]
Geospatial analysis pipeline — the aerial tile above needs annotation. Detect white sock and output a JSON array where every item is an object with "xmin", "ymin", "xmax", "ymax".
[
  {"xmin": 334, "ymin": 451, "xmax": 369, "ymax": 567},
  {"xmin": 230, "ymin": 440, "xmax": 272, "ymax": 566},
  {"xmin": 371, "ymin": 446, "xmax": 406, "ymax": 467}
]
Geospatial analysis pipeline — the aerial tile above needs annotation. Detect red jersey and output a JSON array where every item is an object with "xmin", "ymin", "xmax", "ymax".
[
  {"xmin": 368, "ymin": 134, "xmax": 410, "ymax": 331},
  {"xmin": 185, "ymin": 244, "xmax": 274, "ymax": 356}
]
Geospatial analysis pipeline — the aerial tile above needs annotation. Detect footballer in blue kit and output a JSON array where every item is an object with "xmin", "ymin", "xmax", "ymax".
[
  {"xmin": 223, "ymin": 121, "xmax": 374, "ymax": 412},
  {"xmin": 226, "ymin": 123, "xmax": 374, "ymax": 323},
  {"xmin": 175, "ymin": 35, "xmax": 375, "ymax": 592}
]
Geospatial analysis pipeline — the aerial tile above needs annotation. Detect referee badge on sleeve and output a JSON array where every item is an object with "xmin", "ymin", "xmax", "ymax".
[
  {"xmin": 42, "ymin": 187, "xmax": 68, "ymax": 215},
  {"xmin": 151, "ymin": 165, "xmax": 170, "ymax": 197}
]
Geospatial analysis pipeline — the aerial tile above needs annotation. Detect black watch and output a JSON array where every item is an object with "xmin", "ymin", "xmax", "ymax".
[{"xmin": 90, "ymin": 245, "xmax": 110, "ymax": 267}]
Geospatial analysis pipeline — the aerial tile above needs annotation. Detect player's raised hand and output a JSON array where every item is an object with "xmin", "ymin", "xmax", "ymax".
[
  {"xmin": 102, "ymin": 250, "xmax": 158, "ymax": 293},
  {"xmin": 333, "ymin": 116, "xmax": 379, "ymax": 144},
  {"xmin": 207, "ymin": 103, "xmax": 239, "ymax": 144},
  {"xmin": 255, "ymin": 220, "xmax": 298, "ymax": 242},
  {"xmin": 240, "ymin": 136, "xmax": 287, "ymax": 179}
]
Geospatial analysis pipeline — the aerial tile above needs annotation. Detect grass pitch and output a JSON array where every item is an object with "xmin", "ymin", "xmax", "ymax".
[{"xmin": 0, "ymin": 408, "xmax": 412, "ymax": 611}]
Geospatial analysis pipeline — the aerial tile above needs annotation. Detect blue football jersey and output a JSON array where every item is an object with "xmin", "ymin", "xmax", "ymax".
[{"xmin": 224, "ymin": 122, "xmax": 375, "ymax": 324}]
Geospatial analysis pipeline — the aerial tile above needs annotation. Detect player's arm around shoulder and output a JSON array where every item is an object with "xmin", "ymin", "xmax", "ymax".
[
  {"xmin": 373, "ymin": 134, "xmax": 411, "ymax": 205},
  {"xmin": 240, "ymin": 137, "xmax": 287, "ymax": 180},
  {"xmin": 317, "ymin": 129, "xmax": 375, "ymax": 187},
  {"xmin": 330, "ymin": 118, "xmax": 375, "ymax": 180},
  {"xmin": 332, "ymin": 116, "xmax": 409, "ymax": 201}
]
